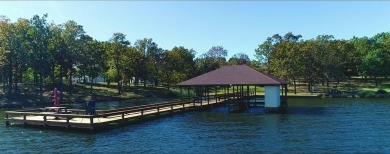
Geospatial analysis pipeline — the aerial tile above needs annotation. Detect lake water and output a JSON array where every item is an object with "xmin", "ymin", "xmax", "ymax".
[{"xmin": 1, "ymin": 98, "xmax": 390, "ymax": 153}]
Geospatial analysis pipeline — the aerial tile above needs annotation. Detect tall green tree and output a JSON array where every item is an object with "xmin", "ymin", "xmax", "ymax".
[
  {"xmin": 85, "ymin": 40, "xmax": 106, "ymax": 94},
  {"xmin": 255, "ymin": 36, "xmax": 279, "ymax": 74},
  {"xmin": 109, "ymin": 33, "xmax": 130, "ymax": 94},
  {"xmin": 121, "ymin": 46, "xmax": 143, "ymax": 86},
  {"xmin": 134, "ymin": 38, "xmax": 161, "ymax": 86},
  {"xmin": 362, "ymin": 49, "xmax": 385, "ymax": 86},
  {"xmin": 350, "ymin": 36, "xmax": 373, "ymax": 82},
  {"xmin": 62, "ymin": 20, "xmax": 85, "ymax": 99},
  {"xmin": 161, "ymin": 46, "xmax": 195, "ymax": 89},
  {"xmin": 28, "ymin": 14, "xmax": 50, "ymax": 103},
  {"xmin": 48, "ymin": 24, "xmax": 68, "ymax": 103}
]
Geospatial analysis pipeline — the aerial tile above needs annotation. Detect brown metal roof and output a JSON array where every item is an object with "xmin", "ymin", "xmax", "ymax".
[{"xmin": 176, "ymin": 65, "xmax": 287, "ymax": 86}]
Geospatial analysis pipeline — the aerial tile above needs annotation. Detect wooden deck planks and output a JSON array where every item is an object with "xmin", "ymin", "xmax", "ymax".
[{"xmin": 4, "ymin": 98, "xmax": 224, "ymax": 130}]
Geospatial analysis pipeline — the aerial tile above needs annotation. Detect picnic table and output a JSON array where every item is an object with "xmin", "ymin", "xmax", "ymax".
[{"xmin": 40, "ymin": 107, "xmax": 71, "ymax": 120}]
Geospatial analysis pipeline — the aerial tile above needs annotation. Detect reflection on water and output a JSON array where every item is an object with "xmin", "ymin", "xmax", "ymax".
[{"xmin": 1, "ymin": 98, "xmax": 390, "ymax": 153}]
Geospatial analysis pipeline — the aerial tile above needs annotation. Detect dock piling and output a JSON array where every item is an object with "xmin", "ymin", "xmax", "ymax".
[{"xmin": 5, "ymin": 114, "xmax": 9, "ymax": 126}]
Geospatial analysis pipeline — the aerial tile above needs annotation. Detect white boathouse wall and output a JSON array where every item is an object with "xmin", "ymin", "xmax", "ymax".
[{"xmin": 264, "ymin": 86, "xmax": 280, "ymax": 108}]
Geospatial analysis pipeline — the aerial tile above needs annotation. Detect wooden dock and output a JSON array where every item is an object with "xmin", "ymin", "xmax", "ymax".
[
  {"xmin": 4, "ymin": 95, "xmax": 238, "ymax": 131},
  {"xmin": 4, "ymin": 94, "xmax": 269, "ymax": 131}
]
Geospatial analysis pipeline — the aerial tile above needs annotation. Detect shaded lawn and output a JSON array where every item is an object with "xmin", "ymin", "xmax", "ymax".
[{"xmin": 0, "ymin": 83, "xmax": 179, "ymax": 107}]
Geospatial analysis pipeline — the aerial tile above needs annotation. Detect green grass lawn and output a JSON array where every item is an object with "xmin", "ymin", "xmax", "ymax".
[
  {"xmin": 1, "ymin": 77, "xmax": 389, "ymax": 107},
  {"xmin": 0, "ymin": 82, "xmax": 179, "ymax": 106}
]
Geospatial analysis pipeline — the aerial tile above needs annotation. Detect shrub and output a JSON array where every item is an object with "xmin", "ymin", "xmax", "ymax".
[
  {"xmin": 358, "ymin": 91, "xmax": 367, "ymax": 98},
  {"xmin": 366, "ymin": 93, "xmax": 376, "ymax": 98},
  {"xmin": 376, "ymin": 94, "xmax": 386, "ymax": 98},
  {"xmin": 376, "ymin": 89, "xmax": 388, "ymax": 95}
]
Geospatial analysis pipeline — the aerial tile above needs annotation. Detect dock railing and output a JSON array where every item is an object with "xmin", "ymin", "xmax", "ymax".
[{"xmin": 4, "ymin": 94, "xmax": 236, "ymax": 130}]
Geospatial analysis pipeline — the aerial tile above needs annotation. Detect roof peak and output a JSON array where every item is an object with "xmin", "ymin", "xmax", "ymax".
[{"xmin": 177, "ymin": 65, "xmax": 287, "ymax": 86}]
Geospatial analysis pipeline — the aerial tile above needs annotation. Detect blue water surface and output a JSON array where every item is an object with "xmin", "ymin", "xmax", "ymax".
[{"xmin": 1, "ymin": 98, "xmax": 390, "ymax": 153}]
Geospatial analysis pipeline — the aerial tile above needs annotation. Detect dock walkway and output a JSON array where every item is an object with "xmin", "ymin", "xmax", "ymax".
[{"xmin": 4, "ymin": 95, "xmax": 236, "ymax": 131}]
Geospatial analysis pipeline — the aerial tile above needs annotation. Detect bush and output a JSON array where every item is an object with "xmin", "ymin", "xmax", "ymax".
[
  {"xmin": 366, "ymin": 93, "xmax": 376, "ymax": 98},
  {"xmin": 358, "ymin": 91, "xmax": 367, "ymax": 98},
  {"xmin": 376, "ymin": 94, "xmax": 386, "ymax": 98},
  {"xmin": 376, "ymin": 89, "xmax": 388, "ymax": 95}
]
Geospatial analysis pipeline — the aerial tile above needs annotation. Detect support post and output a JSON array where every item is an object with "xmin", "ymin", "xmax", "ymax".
[
  {"xmin": 89, "ymin": 117, "xmax": 95, "ymax": 131},
  {"xmin": 241, "ymin": 86, "xmax": 243, "ymax": 98},
  {"xmin": 23, "ymin": 115, "xmax": 27, "ymax": 126},
  {"xmin": 43, "ymin": 115, "xmax": 47, "ymax": 127},
  {"xmin": 233, "ymin": 86, "xmax": 235, "ymax": 99},
  {"xmin": 187, "ymin": 88, "xmax": 190, "ymax": 100},
  {"xmin": 285, "ymin": 84, "xmax": 288, "ymax": 108},
  {"xmin": 66, "ymin": 117, "xmax": 70, "ymax": 128},
  {"xmin": 255, "ymin": 86, "xmax": 256, "ymax": 96},
  {"xmin": 5, "ymin": 114, "xmax": 9, "ymax": 126},
  {"xmin": 180, "ymin": 87, "xmax": 183, "ymax": 101},
  {"xmin": 215, "ymin": 86, "xmax": 217, "ymax": 102},
  {"xmin": 227, "ymin": 86, "xmax": 230, "ymax": 100},
  {"xmin": 254, "ymin": 85, "xmax": 257, "ymax": 103},
  {"xmin": 207, "ymin": 87, "xmax": 210, "ymax": 105},
  {"xmin": 247, "ymin": 85, "xmax": 250, "ymax": 103}
]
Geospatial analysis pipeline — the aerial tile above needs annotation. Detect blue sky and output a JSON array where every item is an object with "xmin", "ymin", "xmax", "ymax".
[{"xmin": 1, "ymin": 1, "xmax": 390, "ymax": 59}]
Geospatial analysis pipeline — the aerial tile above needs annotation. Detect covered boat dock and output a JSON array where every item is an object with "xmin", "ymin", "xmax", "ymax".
[
  {"xmin": 4, "ymin": 65, "xmax": 288, "ymax": 131},
  {"xmin": 176, "ymin": 65, "xmax": 288, "ymax": 112}
]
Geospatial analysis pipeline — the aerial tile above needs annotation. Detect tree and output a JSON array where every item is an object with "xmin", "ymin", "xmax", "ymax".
[
  {"xmin": 300, "ymin": 40, "xmax": 321, "ymax": 92},
  {"xmin": 372, "ymin": 32, "xmax": 390, "ymax": 79},
  {"xmin": 0, "ymin": 16, "xmax": 14, "ymax": 94},
  {"xmin": 228, "ymin": 53, "xmax": 250, "ymax": 65},
  {"xmin": 350, "ymin": 36, "xmax": 373, "ymax": 82},
  {"xmin": 255, "ymin": 37, "xmax": 275, "ymax": 74},
  {"xmin": 48, "ymin": 23, "xmax": 68, "ymax": 103},
  {"xmin": 121, "ymin": 46, "xmax": 143, "ymax": 86},
  {"xmin": 196, "ymin": 46, "xmax": 228, "ymax": 75},
  {"xmin": 85, "ymin": 40, "xmax": 106, "ymax": 94},
  {"xmin": 28, "ymin": 14, "xmax": 50, "ymax": 103},
  {"xmin": 161, "ymin": 46, "xmax": 195, "ymax": 89},
  {"xmin": 134, "ymin": 38, "xmax": 161, "ymax": 86},
  {"xmin": 11, "ymin": 18, "xmax": 30, "ymax": 94},
  {"xmin": 109, "ymin": 33, "xmax": 130, "ymax": 94},
  {"xmin": 78, "ymin": 34, "xmax": 94, "ymax": 83},
  {"xmin": 62, "ymin": 20, "xmax": 85, "ymax": 99},
  {"xmin": 362, "ymin": 49, "xmax": 384, "ymax": 86}
]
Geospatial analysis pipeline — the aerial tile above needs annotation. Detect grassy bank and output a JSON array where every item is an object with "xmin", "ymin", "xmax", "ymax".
[
  {"xmin": 286, "ymin": 77, "xmax": 390, "ymax": 98},
  {"xmin": 1, "ymin": 77, "xmax": 389, "ymax": 108},
  {"xmin": 0, "ymin": 83, "xmax": 179, "ymax": 108}
]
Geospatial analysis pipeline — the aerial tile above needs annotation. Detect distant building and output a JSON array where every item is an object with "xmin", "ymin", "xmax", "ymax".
[{"xmin": 72, "ymin": 75, "xmax": 105, "ymax": 83}]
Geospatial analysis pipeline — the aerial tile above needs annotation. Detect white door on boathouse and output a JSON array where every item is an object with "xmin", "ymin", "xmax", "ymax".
[{"xmin": 264, "ymin": 86, "xmax": 280, "ymax": 109}]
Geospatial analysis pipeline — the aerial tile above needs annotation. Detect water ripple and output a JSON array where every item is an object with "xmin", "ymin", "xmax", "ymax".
[{"xmin": 1, "ymin": 98, "xmax": 390, "ymax": 153}]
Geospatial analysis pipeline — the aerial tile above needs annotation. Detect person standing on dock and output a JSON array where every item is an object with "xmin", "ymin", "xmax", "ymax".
[{"xmin": 54, "ymin": 88, "xmax": 59, "ymax": 107}]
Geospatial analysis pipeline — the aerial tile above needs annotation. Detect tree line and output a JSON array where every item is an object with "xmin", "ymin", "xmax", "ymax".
[
  {"xmin": 254, "ymin": 32, "xmax": 390, "ymax": 93},
  {"xmin": 2, "ymin": 14, "xmax": 388, "ymax": 102},
  {"xmin": 0, "ymin": 14, "xmax": 251, "ymax": 103}
]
